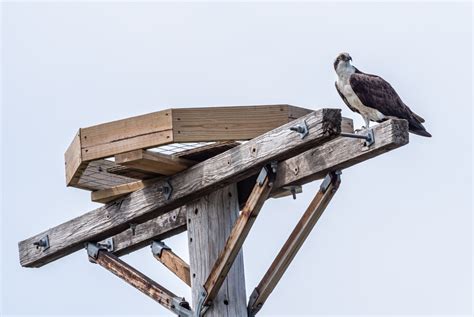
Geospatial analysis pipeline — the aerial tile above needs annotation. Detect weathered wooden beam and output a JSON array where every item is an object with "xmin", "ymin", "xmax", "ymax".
[
  {"xmin": 86, "ymin": 243, "xmax": 192, "ymax": 315},
  {"xmin": 20, "ymin": 109, "xmax": 341, "ymax": 267},
  {"xmin": 112, "ymin": 207, "xmax": 187, "ymax": 257},
  {"xmin": 103, "ymin": 119, "xmax": 408, "ymax": 257},
  {"xmin": 247, "ymin": 171, "xmax": 341, "ymax": 316},
  {"xmin": 115, "ymin": 150, "xmax": 195, "ymax": 175},
  {"xmin": 203, "ymin": 166, "xmax": 274, "ymax": 308},
  {"xmin": 151, "ymin": 241, "xmax": 191, "ymax": 287}
]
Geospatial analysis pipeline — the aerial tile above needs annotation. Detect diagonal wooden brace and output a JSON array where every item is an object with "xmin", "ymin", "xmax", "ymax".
[
  {"xmin": 247, "ymin": 170, "xmax": 342, "ymax": 316},
  {"xmin": 199, "ymin": 163, "xmax": 276, "ymax": 313},
  {"xmin": 151, "ymin": 241, "xmax": 191, "ymax": 287},
  {"xmin": 86, "ymin": 243, "xmax": 193, "ymax": 316}
]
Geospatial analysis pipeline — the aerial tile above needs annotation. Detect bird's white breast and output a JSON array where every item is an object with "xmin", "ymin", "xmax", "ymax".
[{"xmin": 336, "ymin": 76, "xmax": 386, "ymax": 122}]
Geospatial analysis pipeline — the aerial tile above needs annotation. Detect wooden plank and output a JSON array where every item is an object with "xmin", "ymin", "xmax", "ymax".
[
  {"xmin": 247, "ymin": 171, "xmax": 341, "ymax": 316},
  {"xmin": 203, "ymin": 170, "xmax": 273, "ymax": 307},
  {"xmin": 91, "ymin": 178, "xmax": 158, "ymax": 204},
  {"xmin": 104, "ymin": 119, "xmax": 408, "ymax": 257},
  {"xmin": 88, "ymin": 245, "xmax": 190, "ymax": 314},
  {"xmin": 80, "ymin": 109, "xmax": 173, "ymax": 148},
  {"xmin": 64, "ymin": 131, "xmax": 83, "ymax": 186},
  {"xmin": 72, "ymin": 160, "xmax": 137, "ymax": 191},
  {"xmin": 115, "ymin": 150, "xmax": 195, "ymax": 175},
  {"xmin": 187, "ymin": 184, "xmax": 247, "ymax": 317},
  {"xmin": 20, "ymin": 109, "xmax": 341, "ymax": 268},
  {"xmin": 172, "ymin": 105, "xmax": 311, "ymax": 142},
  {"xmin": 151, "ymin": 241, "xmax": 191, "ymax": 286}
]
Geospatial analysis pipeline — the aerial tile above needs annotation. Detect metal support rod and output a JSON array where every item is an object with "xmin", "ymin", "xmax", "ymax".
[
  {"xmin": 340, "ymin": 128, "xmax": 375, "ymax": 146},
  {"xmin": 198, "ymin": 163, "xmax": 276, "ymax": 315},
  {"xmin": 86, "ymin": 243, "xmax": 193, "ymax": 317},
  {"xmin": 151, "ymin": 241, "xmax": 192, "ymax": 286},
  {"xmin": 247, "ymin": 170, "xmax": 342, "ymax": 316}
]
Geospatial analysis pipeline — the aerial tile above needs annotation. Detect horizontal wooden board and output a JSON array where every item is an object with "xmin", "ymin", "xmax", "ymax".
[{"xmin": 115, "ymin": 150, "xmax": 195, "ymax": 175}]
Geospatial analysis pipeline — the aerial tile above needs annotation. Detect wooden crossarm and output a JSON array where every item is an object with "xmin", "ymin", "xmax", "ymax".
[
  {"xmin": 99, "ymin": 119, "xmax": 408, "ymax": 257},
  {"xmin": 151, "ymin": 241, "xmax": 191, "ymax": 287},
  {"xmin": 201, "ymin": 165, "xmax": 275, "ymax": 309},
  {"xmin": 19, "ymin": 109, "xmax": 341, "ymax": 268},
  {"xmin": 86, "ymin": 243, "xmax": 192, "ymax": 316},
  {"xmin": 247, "ymin": 171, "xmax": 341, "ymax": 316}
]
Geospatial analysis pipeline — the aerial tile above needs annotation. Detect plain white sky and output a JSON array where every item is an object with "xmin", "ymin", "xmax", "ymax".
[{"xmin": 1, "ymin": 1, "xmax": 472, "ymax": 316}]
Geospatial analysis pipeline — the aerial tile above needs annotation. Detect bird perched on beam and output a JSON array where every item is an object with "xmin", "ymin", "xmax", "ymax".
[{"xmin": 334, "ymin": 52, "xmax": 431, "ymax": 137}]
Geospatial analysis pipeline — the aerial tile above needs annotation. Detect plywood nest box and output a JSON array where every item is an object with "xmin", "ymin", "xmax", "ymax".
[{"xmin": 20, "ymin": 104, "xmax": 410, "ymax": 316}]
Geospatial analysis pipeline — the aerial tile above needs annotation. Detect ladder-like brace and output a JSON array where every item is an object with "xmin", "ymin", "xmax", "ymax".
[
  {"xmin": 86, "ymin": 243, "xmax": 193, "ymax": 317},
  {"xmin": 247, "ymin": 170, "xmax": 342, "ymax": 316},
  {"xmin": 196, "ymin": 162, "xmax": 277, "ymax": 315},
  {"xmin": 151, "ymin": 241, "xmax": 191, "ymax": 287}
]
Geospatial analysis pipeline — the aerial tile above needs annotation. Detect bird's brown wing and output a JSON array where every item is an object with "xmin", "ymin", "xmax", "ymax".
[{"xmin": 349, "ymin": 72, "xmax": 414, "ymax": 122}]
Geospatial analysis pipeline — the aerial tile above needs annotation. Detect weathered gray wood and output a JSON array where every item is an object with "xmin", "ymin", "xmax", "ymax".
[
  {"xmin": 102, "ymin": 119, "xmax": 408, "ymax": 257},
  {"xmin": 112, "ymin": 207, "xmax": 186, "ymax": 257},
  {"xmin": 187, "ymin": 185, "xmax": 247, "ymax": 316},
  {"xmin": 19, "ymin": 109, "xmax": 341, "ymax": 268},
  {"xmin": 273, "ymin": 119, "xmax": 409, "ymax": 189}
]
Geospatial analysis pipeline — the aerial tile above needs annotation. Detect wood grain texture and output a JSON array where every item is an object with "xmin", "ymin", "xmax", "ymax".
[
  {"xmin": 153, "ymin": 248, "xmax": 191, "ymax": 287},
  {"xmin": 20, "ymin": 109, "xmax": 340, "ymax": 268},
  {"xmin": 172, "ymin": 105, "xmax": 312, "ymax": 142},
  {"xmin": 64, "ymin": 131, "xmax": 83, "ymax": 186},
  {"xmin": 273, "ymin": 119, "xmax": 409, "ymax": 189},
  {"xmin": 115, "ymin": 150, "xmax": 195, "ymax": 175},
  {"xmin": 91, "ymin": 248, "xmax": 184, "ymax": 312},
  {"xmin": 204, "ymin": 175, "xmax": 272, "ymax": 305},
  {"xmin": 98, "ymin": 119, "xmax": 408, "ymax": 258},
  {"xmin": 109, "ymin": 208, "xmax": 187, "ymax": 257},
  {"xmin": 175, "ymin": 141, "xmax": 240, "ymax": 162},
  {"xmin": 248, "ymin": 172, "xmax": 340, "ymax": 316},
  {"xmin": 91, "ymin": 178, "xmax": 158, "ymax": 203},
  {"xmin": 187, "ymin": 185, "xmax": 247, "ymax": 317}
]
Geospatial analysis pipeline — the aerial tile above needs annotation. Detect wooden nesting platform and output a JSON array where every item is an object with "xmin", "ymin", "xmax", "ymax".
[{"xmin": 65, "ymin": 105, "xmax": 353, "ymax": 204}]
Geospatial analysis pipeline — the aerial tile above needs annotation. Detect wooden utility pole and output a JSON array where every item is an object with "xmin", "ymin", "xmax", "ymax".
[{"xmin": 187, "ymin": 184, "xmax": 247, "ymax": 316}]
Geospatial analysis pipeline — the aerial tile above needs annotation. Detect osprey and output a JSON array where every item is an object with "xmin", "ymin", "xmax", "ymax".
[{"xmin": 334, "ymin": 52, "xmax": 431, "ymax": 137}]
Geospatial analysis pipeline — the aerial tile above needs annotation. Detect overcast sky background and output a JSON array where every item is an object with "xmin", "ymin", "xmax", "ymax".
[{"xmin": 1, "ymin": 1, "xmax": 472, "ymax": 316}]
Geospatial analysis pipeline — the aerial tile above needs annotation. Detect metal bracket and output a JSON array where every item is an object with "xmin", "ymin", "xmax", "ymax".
[
  {"xmin": 340, "ymin": 128, "xmax": 375, "ymax": 147},
  {"xmin": 158, "ymin": 179, "xmax": 173, "ymax": 200},
  {"xmin": 33, "ymin": 235, "xmax": 50, "ymax": 251},
  {"xmin": 320, "ymin": 170, "xmax": 342, "ymax": 193},
  {"xmin": 86, "ymin": 238, "xmax": 114, "ymax": 261},
  {"xmin": 256, "ymin": 161, "xmax": 278, "ymax": 187},
  {"xmin": 289, "ymin": 119, "xmax": 309, "ymax": 139},
  {"xmin": 282, "ymin": 186, "xmax": 302, "ymax": 200},
  {"xmin": 171, "ymin": 297, "xmax": 193, "ymax": 317},
  {"xmin": 195, "ymin": 285, "xmax": 209, "ymax": 317},
  {"xmin": 151, "ymin": 240, "xmax": 171, "ymax": 257},
  {"xmin": 247, "ymin": 288, "xmax": 262, "ymax": 317}
]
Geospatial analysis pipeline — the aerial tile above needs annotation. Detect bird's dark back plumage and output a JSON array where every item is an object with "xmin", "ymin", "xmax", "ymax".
[{"xmin": 349, "ymin": 70, "xmax": 431, "ymax": 137}]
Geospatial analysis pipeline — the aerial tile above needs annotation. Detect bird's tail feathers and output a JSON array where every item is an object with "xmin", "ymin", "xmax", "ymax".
[{"xmin": 409, "ymin": 117, "xmax": 431, "ymax": 137}]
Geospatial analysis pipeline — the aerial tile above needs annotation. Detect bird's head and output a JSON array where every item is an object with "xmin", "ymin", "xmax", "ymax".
[{"xmin": 334, "ymin": 52, "xmax": 353, "ymax": 71}]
